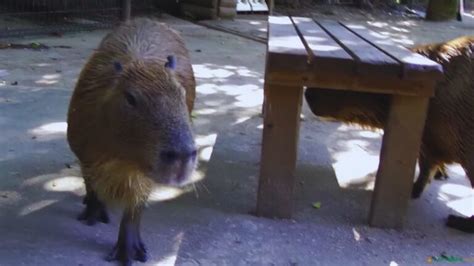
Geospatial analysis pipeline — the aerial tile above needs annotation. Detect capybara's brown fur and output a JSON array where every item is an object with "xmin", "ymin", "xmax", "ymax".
[
  {"xmin": 305, "ymin": 36, "xmax": 474, "ymax": 233},
  {"xmin": 67, "ymin": 18, "xmax": 198, "ymax": 264}
]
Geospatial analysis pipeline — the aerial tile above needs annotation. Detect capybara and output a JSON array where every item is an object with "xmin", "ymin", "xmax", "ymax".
[
  {"xmin": 67, "ymin": 18, "xmax": 197, "ymax": 265},
  {"xmin": 304, "ymin": 36, "xmax": 474, "ymax": 233}
]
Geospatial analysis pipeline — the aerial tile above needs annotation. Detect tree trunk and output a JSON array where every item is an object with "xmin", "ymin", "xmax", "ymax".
[{"xmin": 425, "ymin": 0, "xmax": 458, "ymax": 21}]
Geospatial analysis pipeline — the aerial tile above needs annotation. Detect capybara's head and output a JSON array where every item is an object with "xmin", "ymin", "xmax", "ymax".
[
  {"xmin": 93, "ymin": 58, "xmax": 196, "ymax": 186},
  {"xmin": 304, "ymin": 88, "xmax": 389, "ymax": 129}
]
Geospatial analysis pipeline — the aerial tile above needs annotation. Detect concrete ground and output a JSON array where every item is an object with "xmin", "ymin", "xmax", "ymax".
[{"xmin": 0, "ymin": 13, "xmax": 473, "ymax": 266}]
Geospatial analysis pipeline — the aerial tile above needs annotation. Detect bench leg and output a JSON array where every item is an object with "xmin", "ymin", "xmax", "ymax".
[
  {"xmin": 369, "ymin": 95, "xmax": 430, "ymax": 228},
  {"xmin": 256, "ymin": 84, "xmax": 303, "ymax": 219}
]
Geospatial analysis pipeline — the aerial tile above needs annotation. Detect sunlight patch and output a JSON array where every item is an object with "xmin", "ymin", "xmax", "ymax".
[
  {"xmin": 148, "ymin": 186, "xmax": 184, "ymax": 202},
  {"xmin": 446, "ymin": 197, "xmax": 474, "ymax": 217},
  {"xmin": 197, "ymin": 83, "xmax": 218, "ymax": 94},
  {"xmin": 30, "ymin": 122, "xmax": 67, "ymax": 136},
  {"xmin": 367, "ymin": 21, "xmax": 388, "ymax": 28},
  {"xmin": 35, "ymin": 73, "xmax": 61, "ymax": 85},
  {"xmin": 193, "ymin": 64, "xmax": 233, "ymax": 79},
  {"xmin": 44, "ymin": 176, "xmax": 83, "ymax": 192},
  {"xmin": 43, "ymin": 74, "xmax": 60, "ymax": 79},
  {"xmin": 448, "ymin": 164, "xmax": 465, "ymax": 176},
  {"xmin": 32, "ymin": 63, "xmax": 52, "ymax": 67},
  {"xmin": 233, "ymin": 116, "xmax": 251, "ymax": 125},
  {"xmin": 235, "ymin": 93, "xmax": 262, "ymax": 107},
  {"xmin": 19, "ymin": 199, "xmax": 57, "ymax": 216},
  {"xmin": 357, "ymin": 130, "xmax": 383, "ymax": 138},
  {"xmin": 236, "ymin": 68, "xmax": 259, "ymax": 77},
  {"xmin": 195, "ymin": 133, "xmax": 217, "ymax": 162},
  {"xmin": 199, "ymin": 146, "xmax": 214, "ymax": 162},
  {"xmin": 36, "ymin": 79, "xmax": 58, "ymax": 85},
  {"xmin": 195, "ymin": 108, "xmax": 217, "ymax": 115},
  {"xmin": 217, "ymin": 84, "xmax": 259, "ymax": 96},
  {"xmin": 195, "ymin": 133, "xmax": 217, "ymax": 147},
  {"xmin": 152, "ymin": 232, "xmax": 184, "ymax": 265},
  {"xmin": 352, "ymin": 227, "xmax": 362, "ymax": 241},
  {"xmin": 332, "ymin": 140, "xmax": 379, "ymax": 188},
  {"xmin": 439, "ymin": 184, "xmax": 473, "ymax": 198}
]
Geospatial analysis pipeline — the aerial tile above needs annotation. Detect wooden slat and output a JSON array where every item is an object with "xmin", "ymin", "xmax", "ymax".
[
  {"xmin": 267, "ymin": 16, "xmax": 309, "ymax": 72},
  {"xmin": 317, "ymin": 20, "xmax": 401, "ymax": 76},
  {"xmin": 369, "ymin": 95, "xmax": 430, "ymax": 228},
  {"xmin": 265, "ymin": 68, "xmax": 436, "ymax": 96},
  {"xmin": 341, "ymin": 23, "xmax": 443, "ymax": 80},
  {"xmin": 291, "ymin": 17, "xmax": 355, "ymax": 73}
]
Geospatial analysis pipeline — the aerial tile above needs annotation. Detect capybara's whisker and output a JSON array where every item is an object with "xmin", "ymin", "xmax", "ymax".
[
  {"xmin": 198, "ymin": 182, "xmax": 211, "ymax": 195},
  {"xmin": 192, "ymin": 183, "xmax": 199, "ymax": 199}
]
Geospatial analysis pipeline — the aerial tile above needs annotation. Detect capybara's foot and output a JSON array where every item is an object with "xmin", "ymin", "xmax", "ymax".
[
  {"xmin": 106, "ymin": 237, "xmax": 148, "ymax": 266},
  {"xmin": 446, "ymin": 215, "xmax": 474, "ymax": 233},
  {"xmin": 411, "ymin": 183, "xmax": 424, "ymax": 199},
  {"xmin": 433, "ymin": 169, "xmax": 449, "ymax": 180},
  {"xmin": 77, "ymin": 193, "xmax": 109, "ymax": 225}
]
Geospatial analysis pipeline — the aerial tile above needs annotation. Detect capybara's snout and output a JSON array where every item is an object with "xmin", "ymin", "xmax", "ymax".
[{"xmin": 156, "ymin": 126, "xmax": 197, "ymax": 186}]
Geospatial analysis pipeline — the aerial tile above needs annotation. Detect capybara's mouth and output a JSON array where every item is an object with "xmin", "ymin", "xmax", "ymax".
[
  {"xmin": 153, "ymin": 160, "xmax": 197, "ymax": 188},
  {"xmin": 165, "ymin": 168, "xmax": 196, "ymax": 187}
]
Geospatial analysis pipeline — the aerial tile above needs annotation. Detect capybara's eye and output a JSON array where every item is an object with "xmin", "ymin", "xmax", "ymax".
[{"xmin": 124, "ymin": 91, "xmax": 137, "ymax": 107}]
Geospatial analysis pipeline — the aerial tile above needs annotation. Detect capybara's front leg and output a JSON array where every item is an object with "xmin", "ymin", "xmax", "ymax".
[
  {"xmin": 446, "ymin": 215, "xmax": 474, "ymax": 233},
  {"xmin": 106, "ymin": 208, "xmax": 147, "ymax": 266},
  {"xmin": 433, "ymin": 165, "xmax": 449, "ymax": 180},
  {"xmin": 78, "ymin": 189, "xmax": 109, "ymax": 225}
]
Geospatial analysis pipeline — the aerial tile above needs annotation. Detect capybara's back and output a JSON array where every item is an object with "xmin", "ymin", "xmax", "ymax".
[
  {"xmin": 67, "ymin": 18, "xmax": 198, "ymax": 264},
  {"xmin": 304, "ymin": 36, "xmax": 474, "ymax": 233}
]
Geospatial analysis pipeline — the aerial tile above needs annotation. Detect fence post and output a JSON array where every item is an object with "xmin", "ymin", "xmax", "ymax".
[{"xmin": 121, "ymin": 0, "xmax": 131, "ymax": 21}]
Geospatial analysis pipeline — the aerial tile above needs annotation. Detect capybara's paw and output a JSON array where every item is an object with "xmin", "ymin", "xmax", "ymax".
[
  {"xmin": 446, "ymin": 215, "xmax": 474, "ymax": 233},
  {"xmin": 77, "ymin": 205, "xmax": 109, "ymax": 225},
  {"xmin": 411, "ymin": 184, "xmax": 424, "ymax": 199},
  {"xmin": 77, "ymin": 195, "xmax": 109, "ymax": 225},
  {"xmin": 106, "ymin": 238, "xmax": 148, "ymax": 265},
  {"xmin": 433, "ymin": 170, "xmax": 449, "ymax": 180}
]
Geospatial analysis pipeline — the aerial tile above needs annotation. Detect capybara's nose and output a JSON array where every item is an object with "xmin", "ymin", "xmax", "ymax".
[{"xmin": 160, "ymin": 148, "xmax": 197, "ymax": 164}]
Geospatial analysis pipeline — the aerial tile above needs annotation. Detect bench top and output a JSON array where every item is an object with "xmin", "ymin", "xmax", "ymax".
[{"xmin": 266, "ymin": 16, "xmax": 444, "ymax": 96}]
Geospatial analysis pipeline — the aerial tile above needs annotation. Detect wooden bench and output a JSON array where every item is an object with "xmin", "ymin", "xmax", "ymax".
[{"xmin": 256, "ymin": 16, "xmax": 444, "ymax": 228}]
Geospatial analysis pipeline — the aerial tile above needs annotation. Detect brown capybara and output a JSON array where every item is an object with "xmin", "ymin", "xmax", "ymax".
[
  {"xmin": 67, "ymin": 18, "xmax": 197, "ymax": 265},
  {"xmin": 304, "ymin": 36, "xmax": 474, "ymax": 233}
]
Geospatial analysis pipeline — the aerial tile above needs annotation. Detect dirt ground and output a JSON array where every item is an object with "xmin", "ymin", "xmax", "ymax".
[{"xmin": 0, "ymin": 9, "xmax": 473, "ymax": 266}]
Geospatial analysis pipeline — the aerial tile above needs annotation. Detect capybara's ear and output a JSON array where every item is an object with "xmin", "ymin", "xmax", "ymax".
[
  {"xmin": 164, "ymin": 55, "xmax": 176, "ymax": 70},
  {"xmin": 113, "ymin": 61, "xmax": 123, "ymax": 72}
]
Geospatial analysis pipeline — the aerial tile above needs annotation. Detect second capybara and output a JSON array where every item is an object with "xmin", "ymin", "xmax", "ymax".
[
  {"xmin": 305, "ymin": 36, "xmax": 474, "ymax": 233},
  {"xmin": 67, "ymin": 18, "xmax": 197, "ymax": 265}
]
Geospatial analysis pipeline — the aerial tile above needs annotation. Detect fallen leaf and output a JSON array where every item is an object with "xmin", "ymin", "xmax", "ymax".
[{"xmin": 312, "ymin": 201, "xmax": 322, "ymax": 209}]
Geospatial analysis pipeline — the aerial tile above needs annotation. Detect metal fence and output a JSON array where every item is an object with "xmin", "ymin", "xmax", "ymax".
[{"xmin": 0, "ymin": 0, "xmax": 158, "ymax": 38}]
